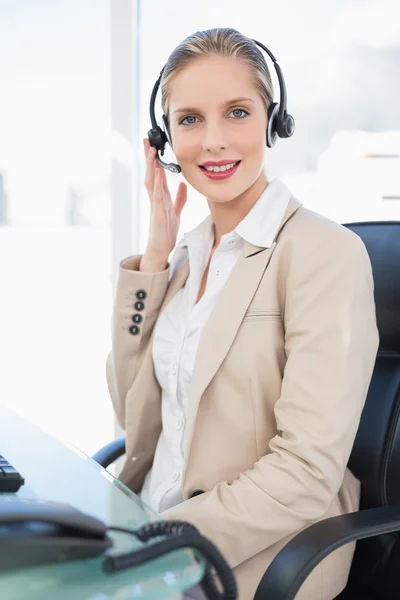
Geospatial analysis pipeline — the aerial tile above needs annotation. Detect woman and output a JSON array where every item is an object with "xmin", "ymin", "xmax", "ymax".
[{"xmin": 106, "ymin": 28, "xmax": 379, "ymax": 599}]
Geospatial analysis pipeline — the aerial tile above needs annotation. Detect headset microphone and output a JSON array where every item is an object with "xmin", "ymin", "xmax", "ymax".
[
  {"xmin": 147, "ymin": 38, "xmax": 295, "ymax": 174},
  {"xmin": 155, "ymin": 151, "xmax": 181, "ymax": 174},
  {"xmin": 160, "ymin": 160, "xmax": 181, "ymax": 174}
]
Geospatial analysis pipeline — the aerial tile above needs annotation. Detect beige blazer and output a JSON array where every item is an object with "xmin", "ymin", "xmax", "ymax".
[{"xmin": 106, "ymin": 197, "xmax": 379, "ymax": 600}]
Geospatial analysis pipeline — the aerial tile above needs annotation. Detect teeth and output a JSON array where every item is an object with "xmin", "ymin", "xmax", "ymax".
[{"xmin": 203, "ymin": 162, "xmax": 237, "ymax": 172}]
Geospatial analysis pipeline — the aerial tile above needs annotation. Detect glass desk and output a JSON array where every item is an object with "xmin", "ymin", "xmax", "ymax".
[{"xmin": 0, "ymin": 406, "xmax": 204, "ymax": 600}]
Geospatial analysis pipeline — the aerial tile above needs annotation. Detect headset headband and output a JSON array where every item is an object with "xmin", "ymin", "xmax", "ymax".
[{"xmin": 148, "ymin": 38, "xmax": 295, "ymax": 173}]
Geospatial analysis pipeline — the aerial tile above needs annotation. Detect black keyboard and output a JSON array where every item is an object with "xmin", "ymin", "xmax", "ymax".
[{"xmin": 0, "ymin": 456, "xmax": 25, "ymax": 493}]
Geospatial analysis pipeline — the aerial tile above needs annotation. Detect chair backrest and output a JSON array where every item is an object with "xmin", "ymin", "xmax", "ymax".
[{"xmin": 343, "ymin": 222, "xmax": 400, "ymax": 598}]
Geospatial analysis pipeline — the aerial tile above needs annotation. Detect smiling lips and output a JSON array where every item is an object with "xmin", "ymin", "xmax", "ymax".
[{"xmin": 199, "ymin": 159, "xmax": 241, "ymax": 180}]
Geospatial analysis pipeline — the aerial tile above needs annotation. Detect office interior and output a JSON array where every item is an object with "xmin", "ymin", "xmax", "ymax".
[{"xmin": 0, "ymin": 1, "xmax": 399, "ymax": 599}]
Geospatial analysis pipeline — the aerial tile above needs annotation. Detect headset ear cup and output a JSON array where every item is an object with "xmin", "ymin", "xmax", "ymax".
[
  {"xmin": 281, "ymin": 113, "xmax": 296, "ymax": 139},
  {"xmin": 147, "ymin": 126, "xmax": 167, "ymax": 153},
  {"xmin": 161, "ymin": 114, "xmax": 173, "ymax": 147},
  {"xmin": 266, "ymin": 103, "xmax": 279, "ymax": 148}
]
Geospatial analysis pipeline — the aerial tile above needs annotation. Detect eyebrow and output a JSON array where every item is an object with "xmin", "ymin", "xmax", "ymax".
[{"xmin": 172, "ymin": 97, "xmax": 255, "ymax": 115}]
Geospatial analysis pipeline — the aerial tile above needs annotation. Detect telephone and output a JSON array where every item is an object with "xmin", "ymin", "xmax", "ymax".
[
  {"xmin": 0, "ymin": 496, "xmax": 237, "ymax": 599},
  {"xmin": 0, "ymin": 496, "xmax": 111, "ymax": 571}
]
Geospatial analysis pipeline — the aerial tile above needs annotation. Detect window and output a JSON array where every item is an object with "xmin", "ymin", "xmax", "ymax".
[{"xmin": 0, "ymin": 1, "xmax": 114, "ymax": 455}]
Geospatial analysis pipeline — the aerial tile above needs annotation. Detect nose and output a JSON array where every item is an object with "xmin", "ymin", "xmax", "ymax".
[{"xmin": 201, "ymin": 120, "xmax": 229, "ymax": 153}]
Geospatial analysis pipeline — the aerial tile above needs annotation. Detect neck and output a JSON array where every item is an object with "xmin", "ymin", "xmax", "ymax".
[{"xmin": 207, "ymin": 170, "xmax": 268, "ymax": 247}]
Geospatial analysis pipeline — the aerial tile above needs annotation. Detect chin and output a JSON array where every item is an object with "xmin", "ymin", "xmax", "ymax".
[
  {"xmin": 205, "ymin": 189, "xmax": 245, "ymax": 203},
  {"xmin": 204, "ymin": 179, "xmax": 253, "ymax": 203},
  {"xmin": 183, "ymin": 168, "xmax": 246, "ymax": 199}
]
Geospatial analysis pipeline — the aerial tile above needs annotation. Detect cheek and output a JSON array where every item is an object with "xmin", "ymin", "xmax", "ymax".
[
  {"xmin": 171, "ymin": 131, "xmax": 198, "ymax": 164},
  {"xmin": 241, "ymin": 122, "xmax": 266, "ymax": 155}
]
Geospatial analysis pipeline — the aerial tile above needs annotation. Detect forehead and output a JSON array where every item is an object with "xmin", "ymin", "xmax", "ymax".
[{"xmin": 168, "ymin": 55, "xmax": 259, "ymax": 110}]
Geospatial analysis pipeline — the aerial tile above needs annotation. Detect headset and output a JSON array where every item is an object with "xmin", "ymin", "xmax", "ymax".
[{"xmin": 147, "ymin": 39, "xmax": 295, "ymax": 174}]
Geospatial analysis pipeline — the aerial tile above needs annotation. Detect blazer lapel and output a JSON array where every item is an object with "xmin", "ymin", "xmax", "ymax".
[
  {"xmin": 182, "ymin": 195, "xmax": 302, "ymax": 463},
  {"xmin": 182, "ymin": 243, "xmax": 277, "ymax": 461}
]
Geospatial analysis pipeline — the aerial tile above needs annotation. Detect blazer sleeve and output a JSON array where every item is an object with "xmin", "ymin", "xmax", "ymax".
[
  {"xmin": 161, "ymin": 230, "xmax": 379, "ymax": 569},
  {"xmin": 106, "ymin": 256, "xmax": 170, "ymax": 429}
]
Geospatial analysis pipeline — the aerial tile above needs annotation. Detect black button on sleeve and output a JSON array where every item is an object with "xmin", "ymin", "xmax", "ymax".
[
  {"xmin": 132, "ymin": 314, "xmax": 143, "ymax": 324},
  {"xmin": 136, "ymin": 289, "xmax": 147, "ymax": 300},
  {"xmin": 129, "ymin": 325, "xmax": 140, "ymax": 335},
  {"xmin": 134, "ymin": 301, "xmax": 145, "ymax": 311}
]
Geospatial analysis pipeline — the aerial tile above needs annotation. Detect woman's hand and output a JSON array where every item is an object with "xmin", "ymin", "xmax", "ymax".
[{"xmin": 140, "ymin": 138, "xmax": 187, "ymax": 272}]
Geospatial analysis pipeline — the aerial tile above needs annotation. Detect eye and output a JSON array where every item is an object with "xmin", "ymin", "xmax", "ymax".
[
  {"xmin": 229, "ymin": 108, "xmax": 249, "ymax": 119},
  {"xmin": 179, "ymin": 115, "xmax": 199, "ymax": 126}
]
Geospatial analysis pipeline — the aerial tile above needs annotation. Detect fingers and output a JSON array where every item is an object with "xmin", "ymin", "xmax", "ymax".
[
  {"xmin": 174, "ymin": 182, "xmax": 187, "ymax": 217},
  {"xmin": 152, "ymin": 167, "xmax": 164, "ymax": 209},
  {"xmin": 143, "ymin": 138, "xmax": 178, "ymax": 215},
  {"xmin": 144, "ymin": 139, "xmax": 157, "ymax": 198},
  {"xmin": 143, "ymin": 137, "xmax": 150, "ymax": 153}
]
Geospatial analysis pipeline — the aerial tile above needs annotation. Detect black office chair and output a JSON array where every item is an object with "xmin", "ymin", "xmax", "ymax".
[{"xmin": 93, "ymin": 221, "xmax": 400, "ymax": 600}]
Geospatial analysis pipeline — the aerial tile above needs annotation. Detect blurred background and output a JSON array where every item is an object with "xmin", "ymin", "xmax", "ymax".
[{"xmin": 0, "ymin": 0, "xmax": 399, "ymax": 455}]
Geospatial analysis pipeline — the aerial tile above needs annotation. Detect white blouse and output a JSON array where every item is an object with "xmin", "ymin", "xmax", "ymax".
[{"xmin": 140, "ymin": 178, "xmax": 292, "ymax": 513}]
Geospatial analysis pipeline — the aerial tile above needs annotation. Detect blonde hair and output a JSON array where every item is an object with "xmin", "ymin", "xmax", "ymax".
[{"xmin": 160, "ymin": 28, "xmax": 274, "ymax": 118}]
